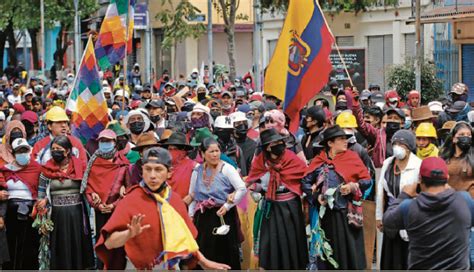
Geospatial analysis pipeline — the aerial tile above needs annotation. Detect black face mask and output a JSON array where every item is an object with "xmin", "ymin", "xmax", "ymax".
[
  {"xmin": 150, "ymin": 115, "xmax": 161, "ymax": 123},
  {"xmin": 129, "ymin": 121, "xmax": 145, "ymax": 134},
  {"xmin": 456, "ymin": 136, "xmax": 472, "ymax": 151},
  {"xmin": 234, "ymin": 124, "xmax": 248, "ymax": 140},
  {"xmin": 211, "ymin": 111, "xmax": 221, "ymax": 120},
  {"xmin": 215, "ymin": 129, "xmax": 232, "ymax": 143},
  {"xmin": 23, "ymin": 122, "xmax": 35, "ymax": 138},
  {"xmin": 331, "ymin": 87, "xmax": 339, "ymax": 96},
  {"xmin": 51, "ymin": 150, "xmax": 66, "ymax": 163},
  {"xmin": 163, "ymin": 76, "xmax": 169, "ymax": 82},
  {"xmin": 385, "ymin": 122, "xmax": 400, "ymax": 136},
  {"xmin": 9, "ymin": 131, "xmax": 24, "ymax": 145},
  {"xmin": 198, "ymin": 93, "xmax": 206, "ymax": 102},
  {"xmin": 116, "ymin": 138, "xmax": 129, "ymax": 150},
  {"xmin": 270, "ymin": 143, "xmax": 286, "ymax": 157},
  {"xmin": 3, "ymin": 109, "xmax": 9, "ymax": 118}
]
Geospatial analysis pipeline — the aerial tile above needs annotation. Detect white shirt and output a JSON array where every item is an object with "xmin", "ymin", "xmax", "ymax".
[
  {"xmin": 7, "ymin": 94, "xmax": 21, "ymax": 104},
  {"xmin": 7, "ymin": 179, "xmax": 33, "ymax": 200}
]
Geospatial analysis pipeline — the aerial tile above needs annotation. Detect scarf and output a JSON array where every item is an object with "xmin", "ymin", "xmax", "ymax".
[
  {"xmin": 168, "ymin": 150, "xmax": 196, "ymax": 198},
  {"xmin": 246, "ymin": 149, "xmax": 307, "ymax": 200},
  {"xmin": 0, "ymin": 120, "xmax": 26, "ymax": 164},
  {"xmin": 306, "ymin": 150, "xmax": 370, "ymax": 185},
  {"xmin": 153, "ymin": 185, "xmax": 199, "ymax": 268},
  {"xmin": 41, "ymin": 155, "xmax": 84, "ymax": 182},
  {"xmin": 416, "ymin": 143, "xmax": 439, "ymax": 160},
  {"xmin": 81, "ymin": 149, "xmax": 129, "ymax": 203},
  {"xmin": 0, "ymin": 161, "xmax": 42, "ymax": 199}
]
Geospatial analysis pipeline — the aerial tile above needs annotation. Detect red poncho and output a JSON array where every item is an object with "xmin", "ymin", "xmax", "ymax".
[
  {"xmin": 95, "ymin": 184, "xmax": 198, "ymax": 269},
  {"xmin": 306, "ymin": 149, "xmax": 370, "ymax": 184},
  {"xmin": 168, "ymin": 150, "xmax": 196, "ymax": 198},
  {"xmin": 246, "ymin": 149, "xmax": 308, "ymax": 200},
  {"xmin": 0, "ymin": 161, "xmax": 42, "ymax": 199},
  {"xmin": 41, "ymin": 156, "xmax": 84, "ymax": 181},
  {"xmin": 85, "ymin": 152, "xmax": 130, "ymax": 205}
]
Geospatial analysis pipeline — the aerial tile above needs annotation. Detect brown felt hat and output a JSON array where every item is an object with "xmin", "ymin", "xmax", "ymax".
[
  {"xmin": 132, "ymin": 132, "xmax": 159, "ymax": 151},
  {"xmin": 412, "ymin": 106, "xmax": 434, "ymax": 122}
]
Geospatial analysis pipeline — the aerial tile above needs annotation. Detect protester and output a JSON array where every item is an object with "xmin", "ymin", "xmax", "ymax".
[
  {"xmin": 376, "ymin": 129, "xmax": 422, "ymax": 270},
  {"xmin": 383, "ymin": 157, "xmax": 474, "ymax": 270},
  {"xmin": 303, "ymin": 125, "xmax": 371, "ymax": 269},
  {"xmin": 0, "ymin": 120, "xmax": 26, "ymax": 166},
  {"xmin": 36, "ymin": 135, "xmax": 94, "ymax": 269},
  {"xmin": 187, "ymin": 137, "xmax": 246, "ymax": 269},
  {"xmin": 301, "ymin": 105, "xmax": 326, "ymax": 160},
  {"xmin": 0, "ymin": 139, "xmax": 41, "ymax": 269},
  {"xmin": 230, "ymin": 111, "xmax": 257, "ymax": 176},
  {"xmin": 247, "ymin": 128, "xmax": 308, "ymax": 269},
  {"xmin": 415, "ymin": 122, "xmax": 439, "ymax": 159}
]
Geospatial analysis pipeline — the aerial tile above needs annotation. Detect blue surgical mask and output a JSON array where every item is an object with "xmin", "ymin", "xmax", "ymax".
[
  {"xmin": 15, "ymin": 152, "xmax": 30, "ymax": 166},
  {"xmin": 404, "ymin": 117, "xmax": 412, "ymax": 129},
  {"xmin": 98, "ymin": 142, "xmax": 115, "ymax": 153}
]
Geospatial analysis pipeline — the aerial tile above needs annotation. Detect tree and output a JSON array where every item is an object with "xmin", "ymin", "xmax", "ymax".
[
  {"xmin": 386, "ymin": 58, "xmax": 444, "ymax": 104},
  {"xmin": 156, "ymin": 0, "xmax": 206, "ymax": 77},
  {"xmin": 260, "ymin": 0, "xmax": 398, "ymax": 14}
]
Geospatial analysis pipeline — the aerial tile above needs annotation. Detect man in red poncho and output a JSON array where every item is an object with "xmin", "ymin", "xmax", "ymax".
[{"xmin": 95, "ymin": 147, "xmax": 229, "ymax": 270}]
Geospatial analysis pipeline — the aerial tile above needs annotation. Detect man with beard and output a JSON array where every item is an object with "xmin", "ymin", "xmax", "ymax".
[
  {"xmin": 230, "ymin": 111, "xmax": 256, "ymax": 176},
  {"xmin": 301, "ymin": 105, "xmax": 326, "ymax": 160},
  {"xmin": 213, "ymin": 115, "xmax": 246, "ymax": 174}
]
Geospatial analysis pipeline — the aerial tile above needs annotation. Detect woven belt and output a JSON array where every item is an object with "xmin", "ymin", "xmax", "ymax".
[{"xmin": 51, "ymin": 193, "xmax": 81, "ymax": 206}]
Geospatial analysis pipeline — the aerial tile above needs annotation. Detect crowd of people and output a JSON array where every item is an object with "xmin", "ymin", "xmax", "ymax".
[{"xmin": 0, "ymin": 65, "xmax": 473, "ymax": 270}]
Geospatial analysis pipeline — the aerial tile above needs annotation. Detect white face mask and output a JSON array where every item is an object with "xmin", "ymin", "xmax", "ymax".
[
  {"xmin": 393, "ymin": 145, "xmax": 407, "ymax": 160},
  {"xmin": 212, "ymin": 215, "xmax": 230, "ymax": 236},
  {"xmin": 343, "ymin": 129, "xmax": 357, "ymax": 144}
]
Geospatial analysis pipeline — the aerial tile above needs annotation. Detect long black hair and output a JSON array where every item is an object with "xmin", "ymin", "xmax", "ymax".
[
  {"xmin": 440, "ymin": 122, "xmax": 474, "ymax": 167},
  {"xmin": 51, "ymin": 135, "xmax": 73, "ymax": 154}
]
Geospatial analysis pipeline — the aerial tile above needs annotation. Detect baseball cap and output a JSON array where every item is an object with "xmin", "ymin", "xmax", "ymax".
[
  {"xmin": 385, "ymin": 108, "xmax": 406, "ymax": 121},
  {"xmin": 446, "ymin": 101, "xmax": 467, "ymax": 113},
  {"xmin": 370, "ymin": 91, "xmax": 385, "ymax": 103},
  {"xmin": 420, "ymin": 157, "xmax": 448, "ymax": 184},
  {"xmin": 21, "ymin": 111, "xmax": 38, "ymax": 124},
  {"xmin": 146, "ymin": 100, "xmax": 165, "ymax": 109},
  {"xmin": 221, "ymin": 91, "xmax": 233, "ymax": 98},
  {"xmin": 11, "ymin": 138, "xmax": 31, "ymax": 152},
  {"xmin": 98, "ymin": 129, "xmax": 117, "ymax": 141}
]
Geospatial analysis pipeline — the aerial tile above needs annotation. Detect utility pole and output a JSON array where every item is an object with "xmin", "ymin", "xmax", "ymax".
[
  {"xmin": 207, "ymin": 0, "xmax": 213, "ymax": 84},
  {"xmin": 40, "ymin": 0, "xmax": 45, "ymax": 75},
  {"xmin": 74, "ymin": 0, "xmax": 81, "ymax": 74},
  {"xmin": 253, "ymin": 0, "xmax": 262, "ymax": 92},
  {"xmin": 23, "ymin": 31, "xmax": 28, "ymax": 70},
  {"xmin": 145, "ymin": 0, "xmax": 152, "ymax": 84},
  {"xmin": 415, "ymin": 0, "xmax": 422, "ymax": 95}
]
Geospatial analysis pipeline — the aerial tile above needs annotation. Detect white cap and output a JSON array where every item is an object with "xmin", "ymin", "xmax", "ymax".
[
  {"xmin": 102, "ymin": 80, "xmax": 109, "ymax": 87},
  {"xmin": 114, "ymin": 89, "xmax": 130, "ymax": 99},
  {"xmin": 103, "ymin": 86, "xmax": 112, "ymax": 94},
  {"xmin": 11, "ymin": 138, "xmax": 31, "ymax": 152},
  {"xmin": 0, "ymin": 111, "xmax": 5, "ymax": 121},
  {"xmin": 192, "ymin": 103, "xmax": 210, "ymax": 114},
  {"xmin": 23, "ymin": 89, "xmax": 34, "ymax": 100},
  {"xmin": 192, "ymin": 68, "xmax": 199, "ymax": 74},
  {"xmin": 428, "ymin": 101, "xmax": 443, "ymax": 113},
  {"xmin": 230, "ymin": 111, "xmax": 247, "ymax": 123},
  {"xmin": 214, "ymin": 115, "xmax": 234, "ymax": 129}
]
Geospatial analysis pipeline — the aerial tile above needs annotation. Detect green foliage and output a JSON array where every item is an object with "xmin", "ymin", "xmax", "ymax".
[
  {"xmin": 156, "ymin": 0, "xmax": 206, "ymax": 50},
  {"xmin": 260, "ymin": 0, "xmax": 399, "ymax": 13},
  {"xmin": 386, "ymin": 58, "xmax": 444, "ymax": 104}
]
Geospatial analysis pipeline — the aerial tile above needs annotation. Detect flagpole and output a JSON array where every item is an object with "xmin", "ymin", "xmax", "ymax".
[
  {"xmin": 122, "ymin": 0, "xmax": 131, "ymax": 112},
  {"xmin": 334, "ymin": 42, "xmax": 354, "ymax": 87}
]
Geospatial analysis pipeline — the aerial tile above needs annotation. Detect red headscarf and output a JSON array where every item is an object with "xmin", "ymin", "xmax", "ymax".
[
  {"xmin": 41, "ymin": 155, "xmax": 84, "ymax": 181},
  {"xmin": 246, "ymin": 149, "xmax": 307, "ymax": 200}
]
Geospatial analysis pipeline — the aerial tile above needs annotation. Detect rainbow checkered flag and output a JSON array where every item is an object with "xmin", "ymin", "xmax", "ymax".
[
  {"xmin": 94, "ymin": 0, "xmax": 135, "ymax": 70},
  {"xmin": 66, "ymin": 36, "xmax": 109, "ymax": 144}
]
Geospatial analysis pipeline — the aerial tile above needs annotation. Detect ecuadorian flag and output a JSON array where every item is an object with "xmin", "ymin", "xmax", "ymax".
[{"xmin": 264, "ymin": 0, "xmax": 334, "ymax": 132}]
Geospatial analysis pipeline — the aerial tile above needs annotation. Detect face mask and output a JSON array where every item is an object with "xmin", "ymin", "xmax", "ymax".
[
  {"xmin": 234, "ymin": 124, "xmax": 248, "ymax": 140},
  {"xmin": 99, "ymin": 141, "xmax": 115, "ymax": 153},
  {"xmin": 15, "ymin": 152, "xmax": 30, "ymax": 166},
  {"xmin": 9, "ymin": 131, "xmax": 24, "ymax": 145},
  {"xmin": 163, "ymin": 76, "xmax": 169, "ymax": 82},
  {"xmin": 235, "ymin": 82, "xmax": 241, "ymax": 87},
  {"xmin": 331, "ymin": 88, "xmax": 338, "ymax": 96},
  {"xmin": 389, "ymin": 102, "xmax": 398, "ymax": 108},
  {"xmin": 385, "ymin": 122, "xmax": 400, "ymax": 136},
  {"xmin": 169, "ymin": 149, "xmax": 187, "ymax": 165},
  {"xmin": 456, "ymin": 136, "xmax": 472, "ymax": 151},
  {"xmin": 51, "ymin": 150, "xmax": 66, "ymax": 163},
  {"xmin": 270, "ymin": 143, "xmax": 286, "ymax": 157},
  {"xmin": 210, "ymin": 111, "xmax": 221, "ymax": 120},
  {"xmin": 222, "ymin": 104, "xmax": 232, "ymax": 110},
  {"xmin": 2, "ymin": 109, "xmax": 9, "ymax": 118},
  {"xmin": 150, "ymin": 115, "xmax": 161, "ymax": 123},
  {"xmin": 245, "ymin": 78, "xmax": 251, "ymax": 84},
  {"xmin": 197, "ymin": 93, "xmax": 206, "ymax": 101},
  {"xmin": 215, "ymin": 129, "xmax": 232, "ymax": 143},
  {"xmin": 212, "ymin": 216, "xmax": 230, "ymax": 236},
  {"xmin": 392, "ymin": 145, "xmax": 407, "ymax": 160},
  {"xmin": 404, "ymin": 118, "xmax": 412, "ymax": 130},
  {"xmin": 117, "ymin": 138, "xmax": 129, "ymax": 150},
  {"xmin": 191, "ymin": 73, "xmax": 198, "ymax": 79},
  {"xmin": 129, "ymin": 121, "xmax": 145, "ymax": 134}
]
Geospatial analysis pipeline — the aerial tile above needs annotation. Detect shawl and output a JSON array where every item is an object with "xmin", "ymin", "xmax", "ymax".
[
  {"xmin": 41, "ymin": 156, "xmax": 84, "ymax": 181},
  {"xmin": 306, "ymin": 149, "xmax": 370, "ymax": 184},
  {"xmin": 0, "ymin": 120, "xmax": 26, "ymax": 164},
  {"xmin": 168, "ymin": 151, "xmax": 196, "ymax": 198},
  {"xmin": 0, "ymin": 160, "xmax": 42, "ymax": 199},
  {"xmin": 95, "ymin": 183, "xmax": 198, "ymax": 270},
  {"xmin": 82, "ymin": 150, "xmax": 130, "ymax": 204},
  {"xmin": 246, "ymin": 149, "xmax": 307, "ymax": 200}
]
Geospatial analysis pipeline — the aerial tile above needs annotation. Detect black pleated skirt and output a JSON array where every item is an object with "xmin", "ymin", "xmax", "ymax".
[
  {"xmin": 95, "ymin": 211, "xmax": 112, "ymax": 269},
  {"xmin": 3, "ymin": 200, "xmax": 39, "ymax": 270},
  {"xmin": 50, "ymin": 202, "xmax": 95, "ymax": 269},
  {"xmin": 258, "ymin": 197, "xmax": 308, "ymax": 270},
  {"xmin": 381, "ymin": 233, "xmax": 409, "ymax": 270},
  {"xmin": 194, "ymin": 206, "xmax": 241, "ymax": 270},
  {"xmin": 318, "ymin": 207, "xmax": 366, "ymax": 270}
]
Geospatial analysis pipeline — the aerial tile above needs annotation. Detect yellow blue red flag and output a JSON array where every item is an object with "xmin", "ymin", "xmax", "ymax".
[{"xmin": 264, "ymin": 0, "xmax": 334, "ymax": 132}]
